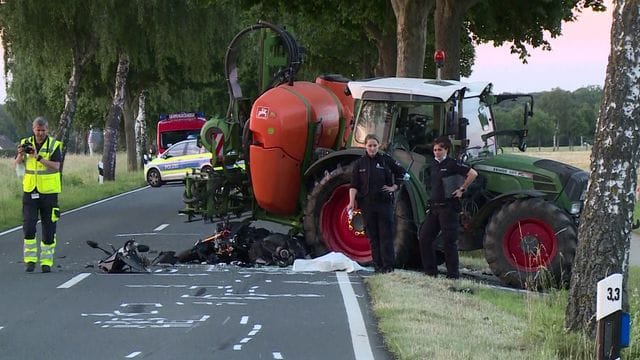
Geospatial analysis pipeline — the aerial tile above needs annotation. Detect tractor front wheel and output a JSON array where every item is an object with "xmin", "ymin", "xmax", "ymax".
[{"xmin": 484, "ymin": 198, "xmax": 576, "ymax": 289}]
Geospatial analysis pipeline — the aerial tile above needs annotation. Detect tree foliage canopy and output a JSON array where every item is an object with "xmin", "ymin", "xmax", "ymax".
[{"xmin": 0, "ymin": 0, "xmax": 608, "ymax": 148}]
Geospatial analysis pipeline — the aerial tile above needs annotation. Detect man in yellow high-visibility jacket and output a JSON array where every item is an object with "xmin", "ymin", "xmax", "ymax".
[{"xmin": 13, "ymin": 116, "xmax": 62, "ymax": 273}]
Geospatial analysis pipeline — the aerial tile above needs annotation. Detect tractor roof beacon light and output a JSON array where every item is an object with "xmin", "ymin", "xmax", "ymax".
[{"xmin": 434, "ymin": 50, "xmax": 445, "ymax": 80}]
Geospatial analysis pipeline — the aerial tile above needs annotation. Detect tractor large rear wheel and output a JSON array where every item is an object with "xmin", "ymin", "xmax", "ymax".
[
  {"xmin": 303, "ymin": 165, "xmax": 420, "ymax": 267},
  {"xmin": 484, "ymin": 198, "xmax": 576, "ymax": 289}
]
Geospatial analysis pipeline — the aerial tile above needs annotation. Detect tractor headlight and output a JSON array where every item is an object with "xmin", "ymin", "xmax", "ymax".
[{"xmin": 569, "ymin": 202, "xmax": 582, "ymax": 215}]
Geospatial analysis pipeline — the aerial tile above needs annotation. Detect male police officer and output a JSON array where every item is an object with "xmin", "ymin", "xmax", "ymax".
[{"xmin": 14, "ymin": 116, "xmax": 63, "ymax": 273}]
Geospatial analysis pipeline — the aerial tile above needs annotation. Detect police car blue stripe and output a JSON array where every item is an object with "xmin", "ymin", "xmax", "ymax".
[{"xmin": 157, "ymin": 160, "xmax": 208, "ymax": 171}]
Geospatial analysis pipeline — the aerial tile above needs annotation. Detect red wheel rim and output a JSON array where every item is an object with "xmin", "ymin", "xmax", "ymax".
[
  {"xmin": 320, "ymin": 184, "xmax": 371, "ymax": 262},
  {"xmin": 502, "ymin": 218, "xmax": 557, "ymax": 272}
]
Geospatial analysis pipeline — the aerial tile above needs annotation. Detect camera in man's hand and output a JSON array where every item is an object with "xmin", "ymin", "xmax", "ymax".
[{"xmin": 21, "ymin": 142, "xmax": 35, "ymax": 154}]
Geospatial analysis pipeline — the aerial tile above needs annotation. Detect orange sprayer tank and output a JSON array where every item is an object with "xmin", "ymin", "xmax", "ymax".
[
  {"xmin": 249, "ymin": 77, "xmax": 352, "ymax": 215},
  {"xmin": 315, "ymin": 75, "xmax": 355, "ymax": 146}
]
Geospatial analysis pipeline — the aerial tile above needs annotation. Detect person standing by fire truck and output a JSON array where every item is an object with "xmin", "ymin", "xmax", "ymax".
[
  {"xmin": 14, "ymin": 116, "xmax": 63, "ymax": 273},
  {"xmin": 347, "ymin": 134, "xmax": 407, "ymax": 273}
]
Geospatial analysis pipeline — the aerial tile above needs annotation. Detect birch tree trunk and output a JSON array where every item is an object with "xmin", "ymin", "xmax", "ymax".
[
  {"xmin": 55, "ymin": 43, "xmax": 94, "ymax": 171},
  {"xmin": 565, "ymin": 0, "xmax": 640, "ymax": 336},
  {"xmin": 101, "ymin": 52, "xmax": 130, "ymax": 181},
  {"xmin": 135, "ymin": 91, "xmax": 147, "ymax": 169},
  {"xmin": 390, "ymin": 0, "xmax": 435, "ymax": 77},
  {"xmin": 123, "ymin": 91, "xmax": 137, "ymax": 172}
]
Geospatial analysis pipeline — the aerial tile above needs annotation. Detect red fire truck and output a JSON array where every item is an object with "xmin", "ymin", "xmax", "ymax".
[{"xmin": 156, "ymin": 112, "xmax": 206, "ymax": 155}]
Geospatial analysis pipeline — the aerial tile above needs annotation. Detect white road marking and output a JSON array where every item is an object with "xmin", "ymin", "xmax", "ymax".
[
  {"xmin": 154, "ymin": 224, "xmax": 169, "ymax": 232},
  {"xmin": 240, "ymin": 316, "xmax": 249, "ymax": 324},
  {"xmin": 233, "ymin": 345, "xmax": 242, "ymax": 351},
  {"xmin": 57, "ymin": 273, "xmax": 91, "ymax": 288},
  {"xmin": 240, "ymin": 337, "xmax": 251, "ymax": 343},
  {"xmin": 115, "ymin": 233, "xmax": 157, "ymax": 237},
  {"xmin": 125, "ymin": 351, "xmax": 142, "ymax": 358},
  {"xmin": 126, "ymin": 285, "xmax": 189, "ymax": 289},
  {"xmin": 336, "ymin": 271, "xmax": 375, "ymax": 360},
  {"xmin": 248, "ymin": 324, "xmax": 261, "ymax": 336},
  {"xmin": 273, "ymin": 352, "xmax": 283, "ymax": 359}
]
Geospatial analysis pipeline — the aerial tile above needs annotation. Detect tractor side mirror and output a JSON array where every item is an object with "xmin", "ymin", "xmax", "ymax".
[
  {"xmin": 518, "ymin": 130, "xmax": 528, "ymax": 152},
  {"xmin": 518, "ymin": 139, "xmax": 527, "ymax": 152}
]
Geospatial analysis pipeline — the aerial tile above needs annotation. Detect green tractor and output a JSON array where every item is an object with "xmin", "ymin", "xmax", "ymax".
[{"xmin": 182, "ymin": 22, "xmax": 588, "ymax": 288}]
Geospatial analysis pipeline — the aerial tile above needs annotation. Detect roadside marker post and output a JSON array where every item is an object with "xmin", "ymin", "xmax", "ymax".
[
  {"xmin": 596, "ymin": 273, "xmax": 630, "ymax": 360},
  {"xmin": 98, "ymin": 161, "xmax": 104, "ymax": 184}
]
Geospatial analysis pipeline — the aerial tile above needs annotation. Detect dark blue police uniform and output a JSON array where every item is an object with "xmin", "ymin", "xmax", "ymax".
[
  {"xmin": 351, "ymin": 152, "xmax": 406, "ymax": 272},
  {"xmin": 418, "ymin": 156, "xmax": 471, "ymax": 278}
]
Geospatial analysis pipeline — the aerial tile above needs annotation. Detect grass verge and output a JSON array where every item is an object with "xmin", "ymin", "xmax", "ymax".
[
  {"xmin": 367, "ymin": 266, "xmax": 640, "ymax": 359},
  {"xmin": 0, "ymin": 153, "xmax": 146, "ymax": 232}
]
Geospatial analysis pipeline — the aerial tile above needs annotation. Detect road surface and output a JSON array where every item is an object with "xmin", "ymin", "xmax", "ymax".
[{"xmin": 0, "ymin": 185, "xmax": 391, "ymax": 360}]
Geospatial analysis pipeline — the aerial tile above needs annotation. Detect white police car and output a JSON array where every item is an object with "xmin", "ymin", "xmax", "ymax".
[{"xmin": 144, "ymin": 139, "xmax": 212, "ymax": 187}]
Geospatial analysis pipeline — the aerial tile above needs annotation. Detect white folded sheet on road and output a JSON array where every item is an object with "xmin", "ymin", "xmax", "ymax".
[{"xmin": 292, "ymin": 252, "xmax": 370, "ymax": 272}]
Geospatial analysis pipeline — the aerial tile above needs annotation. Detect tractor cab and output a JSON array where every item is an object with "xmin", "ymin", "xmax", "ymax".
[
  {"xmin": 346, "ymin": 78, "xmax": 503, "ymax": 184},
  {"xmin": 347, "ymin": 78, "xmax": 533, "ymax": 163}
]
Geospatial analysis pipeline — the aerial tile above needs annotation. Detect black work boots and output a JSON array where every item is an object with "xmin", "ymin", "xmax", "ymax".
[
  {"xmin": 25, "ymin": 262, "xmax": 35, "ymax": 272},
  {"xmin": 25, "ymin": 262, "xmax": 50, "ymax": 273}
]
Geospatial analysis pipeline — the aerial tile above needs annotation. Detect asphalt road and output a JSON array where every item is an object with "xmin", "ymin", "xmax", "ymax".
[{"xmin": 0, "ymin": 185, "xmax": 391, "ymax": 360}]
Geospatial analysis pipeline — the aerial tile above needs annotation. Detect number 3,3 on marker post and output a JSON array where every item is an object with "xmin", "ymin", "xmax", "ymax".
[
  {"xmin": 596, "ymin": 273, "xmax": 631, "ymax": 360},
  {"xmin": 597, "ymin": 273, "xmax": 622, "ymax": 321}
]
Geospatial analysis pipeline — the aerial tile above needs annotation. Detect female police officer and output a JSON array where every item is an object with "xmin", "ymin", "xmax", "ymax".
[
  {"xmin": 419, "ymin": 136, "xmax": 477, "ymax": 279},
  {"xmin": 347, "ymin": 134, "xmax": 407, "ymax": 273}
]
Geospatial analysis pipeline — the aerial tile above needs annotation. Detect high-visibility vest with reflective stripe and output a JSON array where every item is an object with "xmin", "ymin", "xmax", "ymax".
[{"xmin": 21, "ymin": 136, "xmax": 62, "ymax": 194}]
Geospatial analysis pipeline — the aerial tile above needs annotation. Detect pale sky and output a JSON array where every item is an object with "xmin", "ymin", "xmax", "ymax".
[
  {"xmin": 462, "ymin": 2, "xmax": 613, "ymax": 93},
  {"xmin": 0, "ymin": 3, "xmax": 614, "ymax": 103}
]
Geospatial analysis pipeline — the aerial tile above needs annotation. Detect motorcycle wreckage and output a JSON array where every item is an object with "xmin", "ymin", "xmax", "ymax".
[{"xmin": 86, "ymin": 239, "xmax": 156, "ymax": 273}]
